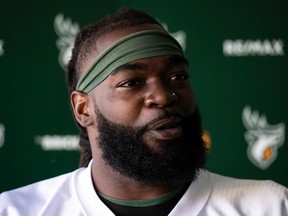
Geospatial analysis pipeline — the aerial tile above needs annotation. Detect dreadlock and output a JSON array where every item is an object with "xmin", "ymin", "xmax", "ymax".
[{"xmin": 65, "ymin": 8, "xmax": 163, "ymax": 167}]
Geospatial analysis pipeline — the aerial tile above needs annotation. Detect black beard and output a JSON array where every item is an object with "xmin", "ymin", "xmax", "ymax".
[{"xmin": 96, "ymin": 108, "xmax": 207, "ymax": 185}]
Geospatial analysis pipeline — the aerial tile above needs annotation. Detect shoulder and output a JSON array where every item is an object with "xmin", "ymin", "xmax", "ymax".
[
  {"xmin": 158, "ymin": 170, "xmax": 287, "ymax": 216},
  {"xmin": 208, "ymin": 170, "xmax": 287, "ymax": 196},
  {"xmin": 203, "ymin": 170, "xmax": 288, "ymax": 215},
  {"xmin": 0, "ymin": 168, "xmax": 85, "ymax": 215}
]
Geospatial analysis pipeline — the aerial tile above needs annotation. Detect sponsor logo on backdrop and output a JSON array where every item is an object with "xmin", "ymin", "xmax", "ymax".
[
  {"xmin": 35, "ymin": 135, "xmax": 79, "ymax": 151},
  {"xmin": 161, "ymin": 23, "xmax": 187, "ymax": 51},
  {"xmin": 242, "ymin": 106, "xmax": 285, "ymax": 169},
  {"xmin": 0, "ymin": 40, "xmax": 4, "ymax": 57},
  {"xmin": 54, "ymin": 13, "xmax": 79, "ymax": 69},
  {"xmin": 0, "ymin": 124, "xmax": 5, "ymax": 148},
  {"xmin": 223, "ymin": 39, "xmax": 284, "ymax": 57}
]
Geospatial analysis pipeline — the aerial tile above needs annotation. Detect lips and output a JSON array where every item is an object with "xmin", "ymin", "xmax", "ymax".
[
  {"xmin": 147, "ymin": 116, "xmax": 182, "ymax": 130},
  {"xmin": 145, "ymin": 116, "xmax": 183, "ymax": 140}
]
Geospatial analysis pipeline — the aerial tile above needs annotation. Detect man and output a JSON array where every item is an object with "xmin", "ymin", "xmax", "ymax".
[{"xmin": 0, "ymin": 8, "xmax": 287, "ymax": 216}]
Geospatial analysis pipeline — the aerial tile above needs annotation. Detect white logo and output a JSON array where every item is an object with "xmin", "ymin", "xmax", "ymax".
[
  {"xmin": 35, "ymin": 135, "xmax": 79, "ymax": 151},
  {"xmin": 242, "ymin": 106, "xmax": 285, "ymax": 169},
  {"xmin": 54, "ymin": 13, "xmax": 79, "ymax": 69},
  {"xmin": 223, "ymin": 39, "xmax": 284, "ymax": 56},
  {"xmin": 0, "ymin": 40, "xmax": 4, "ymax": 57},
  {"xmin": 0, "ymin": 124, "xmax": 5, "ymax": 148},
  {"xmin": 161, "ymin": 23, "xmax": 187, "ymax": 51}
]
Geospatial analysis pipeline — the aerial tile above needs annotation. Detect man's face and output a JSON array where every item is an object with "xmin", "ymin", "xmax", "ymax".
[
  {"xmin": 85, "ymin": 25, "xmax": 206, "ymax": 184},
  {"xmin": 92, "ymin": 55, "xmax": 196, "ymax": 147}
]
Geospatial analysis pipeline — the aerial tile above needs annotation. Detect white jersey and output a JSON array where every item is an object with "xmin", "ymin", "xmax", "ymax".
[{"xmin": 0, "ymin": 161, "xmax": 287, "ymax": 216}]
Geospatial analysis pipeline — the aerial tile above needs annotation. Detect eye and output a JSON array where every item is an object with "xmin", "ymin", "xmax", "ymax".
[
  {"xmin": 116, "ymin": 79, "xmax": 144, "ymax": 88},
  {"xmin": 170, "ymin": 73, "xmax": 190, "ymax": 81}
]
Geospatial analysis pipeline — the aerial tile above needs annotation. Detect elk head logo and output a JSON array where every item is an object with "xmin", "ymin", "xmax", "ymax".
[
  {"xmin": 242, "ymin": 106, "xmax": 285, "ymax": 169},
  {"xmin": 54, "ymin": 13, "xmax": 79, "ymax": 69}
]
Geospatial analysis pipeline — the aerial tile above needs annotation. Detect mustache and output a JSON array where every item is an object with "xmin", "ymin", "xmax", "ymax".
[{"xmin": 138, "ymin": 112, "xmax": 184, "ymax": 134}]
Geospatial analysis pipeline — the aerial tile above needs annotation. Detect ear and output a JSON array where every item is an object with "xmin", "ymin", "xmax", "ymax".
[{"xmin": 71, "ymin": 91, "xmax": 93, "ymax": 127}]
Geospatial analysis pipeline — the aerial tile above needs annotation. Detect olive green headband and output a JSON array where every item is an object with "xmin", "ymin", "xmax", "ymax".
[{"xmin": 76, "ymin": 30, "xmax": 184, "ymax": 93}]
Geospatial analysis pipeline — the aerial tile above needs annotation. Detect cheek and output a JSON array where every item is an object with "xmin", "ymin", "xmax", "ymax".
[
  {"xmin": 96, "ymin": 91, "xmax": 143, "ymax": 125},
  {"xmin": 180, "ymin": 89, "xmax": 196, "ymax": 113}
]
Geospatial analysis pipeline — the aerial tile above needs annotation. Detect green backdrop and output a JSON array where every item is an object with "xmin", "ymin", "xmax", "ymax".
[{"xmin": 0, "ymin": 0, "xmax": 287, "ymax": 192}]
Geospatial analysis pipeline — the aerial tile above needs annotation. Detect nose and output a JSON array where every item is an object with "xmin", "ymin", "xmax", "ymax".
[{"xmin": 144, "ymin": 81, "xmax": 178, "ymax": 108}]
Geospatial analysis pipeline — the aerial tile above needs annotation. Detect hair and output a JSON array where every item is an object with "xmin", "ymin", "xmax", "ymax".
[{"xmin": 65, "ymin": 8, "xmax": 163, "ymax": 167}]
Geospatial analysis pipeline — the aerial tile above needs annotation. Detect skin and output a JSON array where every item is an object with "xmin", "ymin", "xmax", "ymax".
[{"xmin": 71, "ymin": 24, "xmax": 196, "ymax": 200}]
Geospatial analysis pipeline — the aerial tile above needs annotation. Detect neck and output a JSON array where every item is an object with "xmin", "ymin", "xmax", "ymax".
[{"xmin": 91, "ymin": 158, "xmax": 183, "ymax": 200}]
